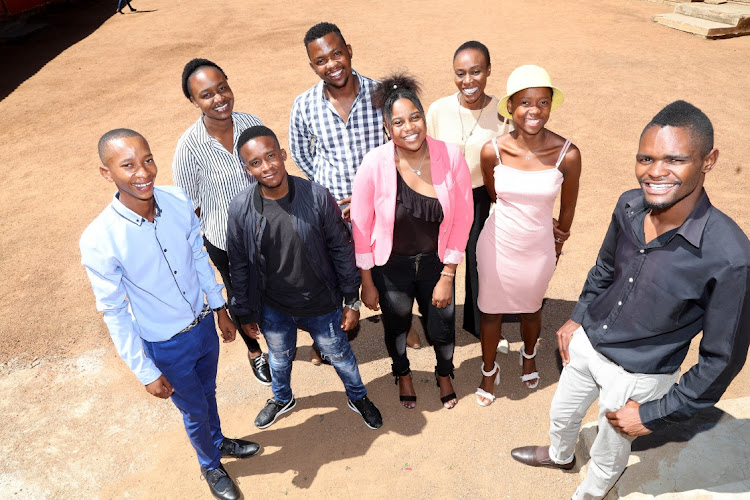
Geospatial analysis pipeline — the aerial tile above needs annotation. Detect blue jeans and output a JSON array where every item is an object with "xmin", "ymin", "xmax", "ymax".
[
  {"xmin": 260, "ymin": 305, "xmax": 368, "ymax": 403},
  {"xmin": 143, "ymin": 314, "xmax": 223, "ymax": 470}
]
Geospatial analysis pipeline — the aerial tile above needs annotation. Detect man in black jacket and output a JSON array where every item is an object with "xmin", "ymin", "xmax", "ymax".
[{"xmin": 227, "ymin": 125, "xmax": 382, "ymax": 430}]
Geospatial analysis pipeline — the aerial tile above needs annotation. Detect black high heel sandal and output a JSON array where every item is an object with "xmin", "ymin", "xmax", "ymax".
[
  {"xmin": 393, "ymin": 368, "xmax": 417, "ymax": 408},
  {"xmin": 434, "ymin": 369, "xmax": 457, "ymax": 409}
]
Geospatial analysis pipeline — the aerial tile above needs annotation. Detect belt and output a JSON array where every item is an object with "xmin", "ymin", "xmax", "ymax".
[{"xmin": 178, "ymin": 304, "xmax": 212, "ymax": 334}]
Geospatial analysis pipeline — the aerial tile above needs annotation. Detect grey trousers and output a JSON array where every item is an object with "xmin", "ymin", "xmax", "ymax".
[{"xmin": 548, "ymin": 327, "xmax": 679, "ymax": 500}]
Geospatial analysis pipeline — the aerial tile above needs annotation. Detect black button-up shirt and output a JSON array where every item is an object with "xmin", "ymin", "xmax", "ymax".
[{"xmin": 571, "ymin": 189, "xmax": 750, "ymax": 431}]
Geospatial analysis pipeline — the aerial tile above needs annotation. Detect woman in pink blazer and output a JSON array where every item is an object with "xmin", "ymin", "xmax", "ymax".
[{"xmin": 351, "ymin": 73, "xmax": 473, "ymax": 410}]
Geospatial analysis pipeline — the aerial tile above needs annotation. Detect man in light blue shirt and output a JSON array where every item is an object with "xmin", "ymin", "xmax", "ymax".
[{"xmin": 80, "ymin": 128, "xmax": 260, "ymax": 500}]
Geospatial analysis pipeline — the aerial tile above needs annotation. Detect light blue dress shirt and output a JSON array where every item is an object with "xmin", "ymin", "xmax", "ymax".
[{"xmin": 80, "ymin": 186, "xmax": 225, "ymax": 385}]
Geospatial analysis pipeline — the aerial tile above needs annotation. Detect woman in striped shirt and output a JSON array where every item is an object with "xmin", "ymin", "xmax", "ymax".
[{"xmin": 172, "ymin": 58, "xmax": 271, "ymax": 386}]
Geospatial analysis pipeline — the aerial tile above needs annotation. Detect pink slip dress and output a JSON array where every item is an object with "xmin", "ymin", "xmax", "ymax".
[{"xmin": 476, "ymin": 137, "xmax": 571, "ymax": 314}]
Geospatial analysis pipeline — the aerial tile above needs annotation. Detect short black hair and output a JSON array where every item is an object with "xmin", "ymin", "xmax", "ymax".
[
  {"xmin": 98, "ymin": 128, "xmax": 145, "ymax": 165},
  {"xmin": 642, "ymin": 100, "xmax": 714, "ymax": 157},
  {"xmin": 237, "ymin": 125, "xmax": 280, "ymax": 154},
  {"xmin": 453, "ymin": 40, "xmax": 490, "ymax": 66},
  {"xmin": 181, "ymin": 58, "xmax": 227, "ymax": 99},
  {"xmin": 372, "ymin": 72, "xmax": 424, "ymax": 124},
  {"xmin": 304, "ymin": 22, "xmax": 346, "ymax": 50}
]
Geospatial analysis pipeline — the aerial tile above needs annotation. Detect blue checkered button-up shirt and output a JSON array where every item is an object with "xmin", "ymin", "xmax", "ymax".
[{"xmin": 289, "ymin": 70, "xmax": 384, "ymax": 201}]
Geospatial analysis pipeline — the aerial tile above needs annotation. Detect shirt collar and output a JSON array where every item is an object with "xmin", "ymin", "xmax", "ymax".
[
  {"xmin": 253, "ymin": 175, "xmax": 297, "ymax": 213},
  {"xmin": 111, "ymin": 191, "xmax": 162, "ymax": 226},
  {"xmin": 625, "ymin": 189, "xmax": 712, "ymax": 248},
  {"xmin": 195, "ymin": 112, "xmax": 237, "ymax": 144},
  {"xmin": 315, "ymin": 69, "xmax": 364, "ymax": 102}
]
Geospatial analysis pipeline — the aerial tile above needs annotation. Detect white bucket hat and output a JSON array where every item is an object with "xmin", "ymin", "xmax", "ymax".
[{"xmin": 497, "ymin": 65, "xmax": 565, "ymax": 120}]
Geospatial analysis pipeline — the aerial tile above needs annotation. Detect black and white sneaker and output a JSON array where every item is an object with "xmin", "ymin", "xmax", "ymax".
[
  {"xmin": 249, "ymin": 352, "xmax": 272, "ymax": 386},
  {"xmin": 347, "ymin": 395, "xmax": 383, "ymax": 430},
  {"xmin": 254, "ymin": 397, "xmax": 296, "ymax": 429}
]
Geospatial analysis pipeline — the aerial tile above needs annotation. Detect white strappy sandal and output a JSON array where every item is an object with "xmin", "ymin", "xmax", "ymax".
[
  {"xmin": 497, "ymin": 338, "xmax": 510, "ymax": 355},
  {"xmin": 519, "ymin": 345, "xmax": 540, "ymax": 389},
  {"xmin": 475, "ymin": 361, "xmax": 501, "ymax": 406}
]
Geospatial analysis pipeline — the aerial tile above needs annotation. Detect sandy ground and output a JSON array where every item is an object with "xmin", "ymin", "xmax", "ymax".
[{"xmin": 1, "ymin": 0, "xmax": 749, "ymax": 498}]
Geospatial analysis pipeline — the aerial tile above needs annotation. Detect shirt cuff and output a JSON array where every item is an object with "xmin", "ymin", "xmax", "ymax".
[
  {"xmin": 355, "ymin": 252, "xmax": 375, "ymax": 270},
  {"xmin": 343, "ymin": 291, "xmax": 360, "ymax": 304},
  {"xmin": 570, "ymin": 302, "xmax": 588, "ymax": 324},
  {"xmin": 237, "ymin": 313, "xmax": 255, "ymax": 325},
  {"xmin": 639, "ymin": 399, "xmax": 671, "ymax": 432},
  {"xmin": 134, "ymin": 360, "xmax": 163, "ymax": 386},
  {"xmin": 205, "ymin": 290, "xmax": 226, "ymax": 310},
  {"xmin": 443, "ymin": 248, "xmax": 464, "ymax": 265}
]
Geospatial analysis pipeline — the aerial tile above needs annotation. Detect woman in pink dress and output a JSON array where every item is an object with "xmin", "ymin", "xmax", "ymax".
[{"xmin": 475, "ymin": 65, "xmax": 581, "ymax": 405}]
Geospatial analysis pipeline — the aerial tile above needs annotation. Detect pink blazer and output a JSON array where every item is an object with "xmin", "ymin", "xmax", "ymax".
[{"xmin": 351, "ymin": 137, "xmax": 473, "ymax": 270}]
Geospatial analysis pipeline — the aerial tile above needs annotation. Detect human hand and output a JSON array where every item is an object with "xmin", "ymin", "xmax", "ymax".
[
  {"xmin": 431, "ymin": 276, "xmax": 454, "ymax": 309},
  {"xmin": 242, "ymin": 323, "xmax": 261, "ymax": 340},
  {"xmin": 145, "ymin": 375, "xmax": 174, "ymax": 399},
  {"xmin": 606, "ymin": 400, "xmax": 651, "ymax": 437},
  {"xmin": 553, "ymin": 218, "xmax": 570, "ymax": 243},
  {"xmin": 341, "ymin": 307, "xmax": 360, "ymax": 331},
  {"xmin": 556, "ymin": 319, "xmax": 580, "ymax": 366},
  {"xmin": 361, "ymin": 282, "xmax": 380, "ymax": 311},
  {"xmin": 338, "ymin": 196, "xmax": 352, "ymax": 223},
  {"xmin": 216, "ymin": 309, "xmax": 236, "ymax": 343}
]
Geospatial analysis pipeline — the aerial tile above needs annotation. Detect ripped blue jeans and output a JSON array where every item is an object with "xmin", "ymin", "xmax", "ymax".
[{"xmin": 260, "ymin": 304, "xmax": 367, "ymax": 403}]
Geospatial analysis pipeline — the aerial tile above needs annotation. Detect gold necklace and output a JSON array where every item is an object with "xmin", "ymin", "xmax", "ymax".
[{"xmin": 457, "ymin": 94, "xmax": 488, "ymax": 153}]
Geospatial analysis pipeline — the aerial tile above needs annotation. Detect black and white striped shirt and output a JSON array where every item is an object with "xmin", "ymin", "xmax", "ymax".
[
  {"xmin": 289, "ymin": 70, "xmax": 384, "ymax": 201},
  {"xmin": 172, "ymin": 112, "xmax": 263, "ymax": 251}
]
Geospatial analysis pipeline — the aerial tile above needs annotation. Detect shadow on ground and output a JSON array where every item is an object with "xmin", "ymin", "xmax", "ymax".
[
  {"xmin": 0, "ymin": 0, "xmax": 138, "ymax": 101},
  {"xmin": 226, "ymin": 372, "xmax": 435, "ymax": 489}
]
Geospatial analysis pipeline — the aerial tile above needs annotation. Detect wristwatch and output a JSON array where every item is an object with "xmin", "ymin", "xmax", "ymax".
[
  {"xmin": 345, "ymin": 300, "xmax": 362, "ymax": 311},
  {"xmin": 212, "ymin": 303, "xmax": 228, "ymax": 312}
]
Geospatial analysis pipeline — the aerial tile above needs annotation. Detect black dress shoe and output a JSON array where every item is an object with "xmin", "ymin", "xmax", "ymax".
[
  {"xmin": 249, "ymin": 352, "xmax": 272, "ymax": 385},
  {"xmin": 510, "ymin": 445, "xmax": 576, "ymax": 470},
  {"xmin": 201, "ymin": 464, "xmax": 241, "ymax": 500},
  {"xmin": 219, "ymin": 437, "xmax": 261, "ymax": 458}
]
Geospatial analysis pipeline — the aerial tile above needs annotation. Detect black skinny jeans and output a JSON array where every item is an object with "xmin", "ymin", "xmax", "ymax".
[
  {"xmin": 203, "ymin": 237, "xmax": 262, "ymax": 353},
  {"xmin": 371, "ymin": 253, "xmax": 455, "ymax": 377}
]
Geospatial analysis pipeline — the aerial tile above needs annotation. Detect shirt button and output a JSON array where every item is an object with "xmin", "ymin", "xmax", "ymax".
[
  {"xmin": 163, "ymin": 249, "xmax": 167, "ymax": 252},
  {"xmin": 182, "ymin": 291, "xmax": 186, "ymax": 295},
  {"xmin": 618, "ymin": 301, "xmax": 623, "ymax": 306},
  {"xmin": 603, "ymin": 325, "xmax": 608, "ymax": 330},
  {"xmin": 174, "ymin": 271, "xmax": 177, "ymax": 275},
  {"xmin": 628, "ymin": 277, "xmax": 634, "ymax": 283},
  {"xmin": 640, "ymin": 249, "xmax": 645, "ymax": 254}
]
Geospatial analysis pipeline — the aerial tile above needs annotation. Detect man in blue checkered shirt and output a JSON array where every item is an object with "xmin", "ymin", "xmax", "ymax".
[{"xmin": 289, "ymin": 22, "xmax": 384, "ymax": 223}]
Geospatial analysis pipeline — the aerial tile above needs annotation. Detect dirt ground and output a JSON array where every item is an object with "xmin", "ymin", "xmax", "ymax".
[{"xmin": 1, "ymin": 0, "xmax": 749, "ymax": 498}]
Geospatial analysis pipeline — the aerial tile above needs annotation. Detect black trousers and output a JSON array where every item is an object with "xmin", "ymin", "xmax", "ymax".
[
  {"xmin": 203, "ymin": 237, "xmax": 262, "ymax": 353},
  {"xmin": 462, "ymin": 186, "xmax": 492, "ymax": 337},
  {"xmin": 371, "ymin": 253, "xmax": 455, "ymax": 377}
]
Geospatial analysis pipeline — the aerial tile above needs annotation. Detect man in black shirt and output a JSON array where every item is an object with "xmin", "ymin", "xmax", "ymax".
[
  {"xmin": 226, "ymin": 125, "xmax": 382, "ymax": 431},
  {"xmin": 511, "ymin": 101, "xmax": 750, "ymax": 500}
]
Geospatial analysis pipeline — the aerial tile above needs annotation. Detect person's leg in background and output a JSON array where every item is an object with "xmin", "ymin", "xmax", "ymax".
[{"xmin": 203, "ymin": 236, "xmax": 271, "ymax": 385}]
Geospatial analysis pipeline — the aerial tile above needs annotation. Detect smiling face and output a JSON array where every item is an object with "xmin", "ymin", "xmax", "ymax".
[
  {"xmin": 453, "ymin": 48, "xmax": 490, "ymax": 109},
  {"xmin": 306, "ymin": 32, "xmax": 353, "ymax": 89},
  {"xmin": 239, "ymin": 135, "xmax": 288, "ymax": 195},
  {"xmin": 636, "ymin": 125, "xmax": 716, "ymax": 213},
  {"xmin": 388, "ymin": 98, "xmax": 427, "ymax": 152},
  {"xmin": 188, "ymin": 66, "xmax": 234, "ymax": 122},
  {"xmin": 508, "ymin": 87, "xmax": 552, "ymax": 135},
  {"xmin": 100, "ymin": 135, "xmax": 157, "ymax": 209}
]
